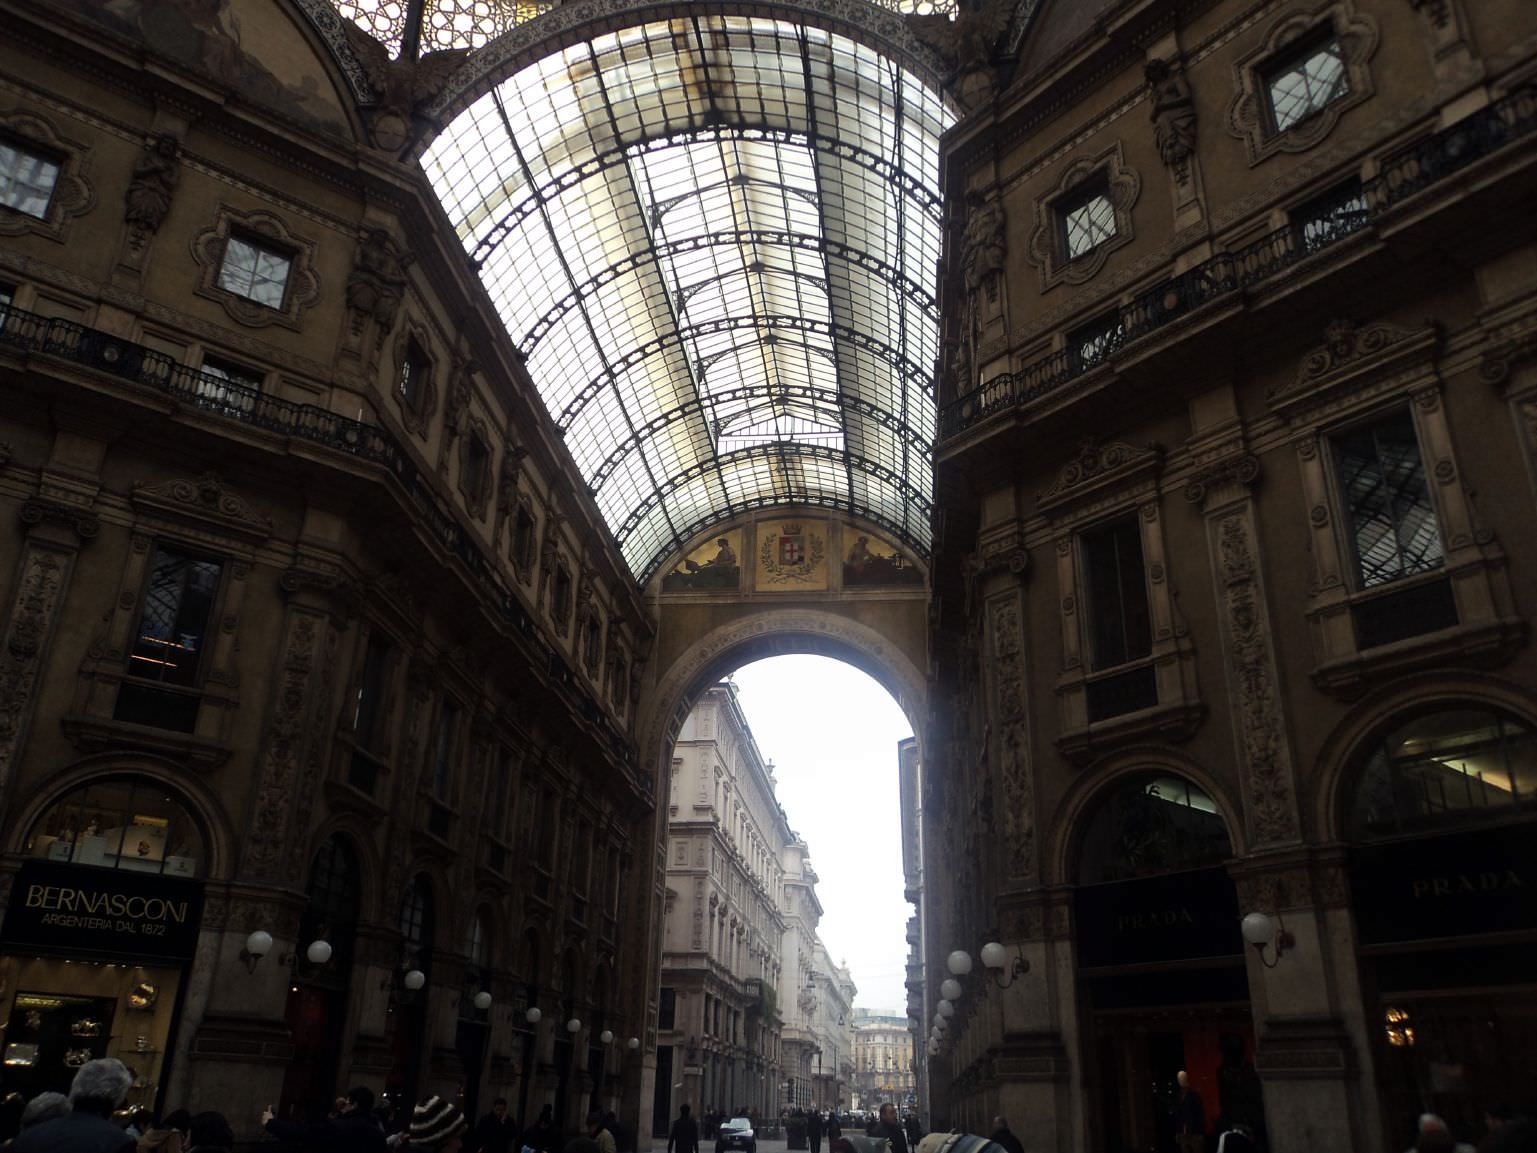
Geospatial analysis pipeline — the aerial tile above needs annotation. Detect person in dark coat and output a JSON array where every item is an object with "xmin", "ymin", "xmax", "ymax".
[
  {"xmin": 524, "ymin": 1105, "xmax": 561, "ymax": 1153},
  {"xmin": 469, "ymin": 1100, "xmax": 518, "ymax": 1153},
  {"xmin": 988, "ymin": 1116, "xmax": 1024, "ymax": 1153},
  {"xmin": 808, "ymin": 1111, "xmax": 824, "ymax": 1153},
  {"xmin": 871, "ymin": 1105, "xmax": 908, "ymax": 1153},
  {"xmin": 826, "ymin": 1114, "xmax": 842, "ymax": 1140},
  {"xmin": 1175, "ymin": 1072, "xmax": 1206, "ymax": 1153},
  {"xmin": 12, "ymin": 1058, "xmax": 136, "ymax": 1153},
  {"xmin": 263, "ymin": 1085, "xmax": 387, "ymax": 1153},
  {"xmin": 666, "ymin": 1106, "xmax": 699, "ymax": 1153}
]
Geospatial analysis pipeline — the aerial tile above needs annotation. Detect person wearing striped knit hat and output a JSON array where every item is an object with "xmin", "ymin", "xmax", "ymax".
[{"xmin": 406, "ymin": 1097, "xmax": 469, "ymax": 1153}]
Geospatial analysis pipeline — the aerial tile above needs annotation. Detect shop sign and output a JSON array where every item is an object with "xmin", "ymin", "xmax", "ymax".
[
  {"xmin": 1075, "ymin": 866, "xmax": 1243, "ymax": 968},
  {"xmin": 2, "ymin": 860, "xmax": 203, "ymax": 963},
  {"xmin": 1350, "ymin": 822, "xmax": 1537, "ymax": 946}
]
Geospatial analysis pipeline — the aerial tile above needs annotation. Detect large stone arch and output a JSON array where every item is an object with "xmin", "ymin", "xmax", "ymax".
[{"xmin": 639, "ymin": 605, "xmax": 928, "ymax": 783}]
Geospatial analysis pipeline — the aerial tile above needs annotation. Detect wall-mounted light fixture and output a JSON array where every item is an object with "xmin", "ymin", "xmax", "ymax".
[
  {"xmin": 627, "ymin": 1037, "xmax": 641, "ymax": 1050},
  {"xmin": 403, "ymin": 969, "xmax": 426, "ymax": 991},
  {"xmin": 525, "ymin": 1006, "xmax": 543, "ymax": 1025},
  {"xmin": 565, "ymin": 1017, "xmax": 582, "ymax": 1034},
  {"xmin": 1241, "ymin": 911, "xmax": 1294, "ymax": 968},
  {"xmin": 600, "ymin": 1029, "xmax": 615, "ymax": 1045},
  {"xmin": 239, "ymin": 930, "xmax": 273, "ymax": 973},
  {"xmin": 980, "ymin": 941, "xmax": 1029, "ymax": 989},
  {"xmin": 473, "ymin": 991, "xmax": 493, "ymax": 1011}
]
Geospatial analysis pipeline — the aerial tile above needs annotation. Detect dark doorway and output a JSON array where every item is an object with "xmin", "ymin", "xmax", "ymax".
[{"xmin": 652, "ymin": 1044, "xmax": 674, "ymax": 1138}]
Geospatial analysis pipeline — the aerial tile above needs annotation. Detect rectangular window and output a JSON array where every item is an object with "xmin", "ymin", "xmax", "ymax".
[
  {"xmin": 553, "ymin": 565, "xmax": 573, "ymax": 624},
  {"xmin": 1333, "ymin": 409, "xmax": 1444, "ymax": 588},
  {"xmin": 464, "ymin": 435, "xmax": 490, "ymax": 504},
  {"xmin": 0, "ymin": 139, "xmax": 60, "ymax": 219},
  {"xmin": 490, "ymin": 746, "xmax": 512, "ymax": 842},
  {"xmin": 514, "ymin": 506, "xmax": 535, "ymax": 571},
  {"xmin": 1070, "ymin": 313, "xmax": 1124, "ymax": 372},
  {"xmin": 432, "ymin": 700, "xmax": 460, "ymax": 801},
  {"xmin": 399, "ymin": 339, "xmax": 430, "ymax": 409},
  {"xmin": 1265, "ymin": 35, "xmax": 1349, "ymax": 133},
  {"xmin": 217, "ymin": 234, "xmax": 292, "ymax": 308},
  {"xmin": 195, "ymin": 355, "xmax": 263, "ymax": 415},
  {"xmin": 1293, "ymin": 180, "xmax": 1369, "ymax": 253},
  {"xmin": 1080, "ymin": 515, "xmax": 1152, "ymax": 670},
  {"xmin": 1060, "ymin": 181, "xmax": 1117, "ymax": 260},
  {"xmin": 114, "ymin": 545, "xmax": 223, "ymax": 732},
  {"xmin": 347, "ymin": 631, "xmax": 393, "ymax": 798},
  {"xmin": 659, "ymin": 987, "xmax": 676, "ymax": 1030}
]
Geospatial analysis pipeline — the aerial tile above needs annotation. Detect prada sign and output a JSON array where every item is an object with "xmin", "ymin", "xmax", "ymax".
[
  {"xmin": 3, "ymin": 860, "xmax": 204, "ymax": 963},
  {"xmin": 1351, "ymin": 822, "xmax": 1536, "ymax": 946},
  {"xmin": 1075, "ymin": 867, "xmax": 1243, "ymax": 968}
]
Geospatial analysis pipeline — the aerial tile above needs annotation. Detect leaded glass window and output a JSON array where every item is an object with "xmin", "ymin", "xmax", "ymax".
[
  {"xmin": 125, "ymin": 546, "xmax": 223, "ymax": 688},
  {"xmin": 1080, "ymin": 515, "xmax": 1151, "ymax": 670},
  {"xmin": 399, "ymin": 339, "xmax": 430, "ymax": 409},
  {"xmin": 1333, "ymin": 409, "xmax": 1443, "ymax": 588},
  {"xmin": 1350, "ymin": 708, "xmax": 1537, "ymax": 839},
  {"xmin": 218, "ymin": 234, "xmax": 292, "ymax": 309},
  {"xmin": 1076, "ymin": 774, "xmax": 1232, "ymax": 884},
  {"xmin": 1061, "ymin": 187, "xmax": 1117, "ymax": 260},
  {"xmin": 0, "ymin": 139, "xmax": 60, "ymax": 219},
  {"xmin": 1266, "ymin": 36, "xmax": 1349, "ymax": 133}
]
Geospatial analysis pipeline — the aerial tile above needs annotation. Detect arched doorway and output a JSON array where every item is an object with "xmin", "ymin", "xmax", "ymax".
[
  {"xmin": 1071, "ymin": 772, "xmax": 1258, "ymax": 1153},
  {"xmin": 386, "ymin": 873, "xmax": 435, "ymax": 1109},
  {"xmin": 1339, "ymin": 704, "xmax": 1537, "ymax": 1147},
  {"xmin": 280, "ymin": 833, "xmax": 362, "ymax": 1119}
]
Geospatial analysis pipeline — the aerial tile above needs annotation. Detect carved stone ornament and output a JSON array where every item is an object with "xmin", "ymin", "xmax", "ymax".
[
  {"xmin": 190, "ymin": 206, "xmax": 320, "ymax": 330},
  {"xmin": 1227, "ymin": 1, "xmax": 1379, "ymax": 165},
  {"xmin": 0, "ymin": 546, "xmax": 72, "ymax": 789},
  {"xmin": 1216, "ymin": 515, "xmax": 1299, "ymax": 845},
  {"xmin": 1146, "ymin": 58, "xmax": 1197, "ymax": 178},
  {"xmin": 131, "ymin": 473, "xmax": 273, "ymax": 543},
  {"xmin": 1269, "ymin": 318, "xmax": 1441, "ymax": 413},
  {"xmin": 346, "ymin": 228, "xmax": 411, "ymax": 336},
  {"xmin": 905, "ymin": 0, "xmax": 1012, "ymax": 108},
  {"xmin": 19, "ymin": 498, "xmax": 100, "ymax": 541},
  {"xmin": 391, "ymin": 323, "xmax": 440, "ymax": 439},
  {"xmin": 1027, "ymin": 144, "xmax": 1141, "ymax": 289},
  {"xmin": 1038, "ymin": 440, "xmax": 1163, "ymax": 514},
  {"xmin": 1183, "ymin": 454, "xmax": 1261, "ymax": 505},
  {"xmin": 341, "ymin": 19, "xmax": 472, "ymax": 152},
  {"xmin": 123, "ymin": 134, "xmax": 181, "ymax": 253},
  {"xmin": 990, "ymin": 595, "xmax": 1037, "ymax": 881},
  {"xmin": 0, "ymin": 110, "xmax": 95, "ymax": 243}
]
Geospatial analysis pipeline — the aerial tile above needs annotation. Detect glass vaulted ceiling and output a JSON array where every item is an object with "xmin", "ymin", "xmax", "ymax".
[{"xmin": 422, "ymin": 14, "xmax": 953, "ymax": 581}]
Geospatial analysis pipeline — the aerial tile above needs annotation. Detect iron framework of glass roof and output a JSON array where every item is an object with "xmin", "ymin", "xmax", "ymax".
[{"xmin": 414, "ymin": 12, "xmax": 952, "ymax": 582}]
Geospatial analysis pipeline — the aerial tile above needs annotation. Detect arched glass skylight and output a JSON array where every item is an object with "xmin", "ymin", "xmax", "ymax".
[{"xmin": 421, "ymin": 14, "xmax": 952, "ymax": 580}]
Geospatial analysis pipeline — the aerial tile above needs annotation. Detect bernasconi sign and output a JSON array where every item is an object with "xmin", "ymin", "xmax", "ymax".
[{"xmin": 2, "ymin": 860, "xmax": 204, "ymax": 963}]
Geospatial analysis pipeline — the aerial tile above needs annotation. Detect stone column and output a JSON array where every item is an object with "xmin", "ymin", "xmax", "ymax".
[{"xmin": 1186, "ymin": 453, "xmax": 1382, "ymax": 1153}]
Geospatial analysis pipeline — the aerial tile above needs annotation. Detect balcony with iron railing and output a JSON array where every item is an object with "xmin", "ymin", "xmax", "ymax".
[
  {"xmin": 0, "ymin": 303, "xmax": 644, "ymax": 791},
  {"xmin": 939, "ymin": 85, "xmax": 1537, "ymax": 443}
]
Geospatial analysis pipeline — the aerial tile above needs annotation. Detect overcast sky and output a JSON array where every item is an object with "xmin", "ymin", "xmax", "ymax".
[{"xmin": 728, "ymin": 655, "xmax": 914, "ymax": 1013}]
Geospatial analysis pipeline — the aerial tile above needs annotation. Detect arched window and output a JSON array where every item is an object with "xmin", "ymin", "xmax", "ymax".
[
  {"xmin": 297, "ymin": 834, "xmax": 361, "ymax": 987},
  {"xmin": 1348, "ymin": 707, "xmax": 1537, "ymax": 840},
  {"xmin": 25, "ymin": 775, "xmax": 208, "ymax": 877},
  {"xmin": 1076, "ymin": 773, "xmax": 1232, "ymax": 885},
  {"xmin": 400, "ymin": 873, "xmax": 435, "ymax": 973}
]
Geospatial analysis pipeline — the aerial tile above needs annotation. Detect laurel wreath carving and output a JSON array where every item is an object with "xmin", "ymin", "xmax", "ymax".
[{"xmin": 759, "ymin": 532, "xmax": 825, "ymax": 584}]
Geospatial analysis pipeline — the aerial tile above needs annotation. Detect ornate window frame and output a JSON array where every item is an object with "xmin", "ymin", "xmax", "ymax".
[
  {"xmin": 1038, "ymin": 441, "xmax": 1203, "ymax": 762},
  {"xmin": 552, "ymin": 560, "xmax": 574, "ymax": 635},
  {"xmin": 190, "ymin": 206, "xmax": 319, "ymax": 329},
  {"xmin": 1227, "ymin": 1, "xmax": 1378, "ymax": 165},
  {"xmin": 512, "ymin": 495, "xmax": 538, "ymax": 583},
  {"xmin": 1269, "ymin": 319, "xmax": 1521, "ymax": 696},
  {"xmin": 0, "ymin": 111, "xmax": 94, "ymax": 243},
  {"xmin": 391, "ymin": 322, "xmax": 440, "ymax": 439},
  {"xmin": 1027, "ymin": 145, "xmax": 1140, "ymax": 290},
  {"xmin": 459, "ymin": 413, "xmax": 492, "ymax": 519}
]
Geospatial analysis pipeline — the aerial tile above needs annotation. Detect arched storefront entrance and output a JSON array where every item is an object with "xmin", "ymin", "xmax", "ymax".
[
  {"xmin": 1336, "ymin": 703, "xmax": 1537, "ymax": 1149},
  {"xmin": 1070, "ymin": 772, "xmax": 1260, "ymax": 1153}
]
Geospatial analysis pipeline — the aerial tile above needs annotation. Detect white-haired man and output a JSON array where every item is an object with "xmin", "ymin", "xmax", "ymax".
[{"xmin": 12, "ymin": 1057, "xmax": 135, "ymax": 1153}]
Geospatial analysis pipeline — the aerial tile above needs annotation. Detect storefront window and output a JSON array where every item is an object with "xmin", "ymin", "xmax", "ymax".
[
  {"xmin": 24, "ymin": 777, "xmax": 206, "ymax": 877},
  {"xmin": 1076, "ymin": 773, "xmax": 1232, "ymax": 884},
  {"xmin": 1349, "ymin": 707, "xmax": 1537, "ymax": 839}
]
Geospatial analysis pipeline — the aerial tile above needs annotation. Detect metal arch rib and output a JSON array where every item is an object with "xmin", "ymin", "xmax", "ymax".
[
  {"xmin": 469, "ymin": 123, "xmax": 943, "ymax": 268},
  {"xmin": 555, "ymin": 315, "xmax": 932, "ymax": 430},
  {"xmin": 586, "ymin": 382, "xmax": 933, "ymax": 492},
  {"xmin": 615, "ymin": 442, "xmax": 933, "ymax": 543},
  {"xmin": 519, "ymin": 230, "xmax": 937, "ymax": 353}
]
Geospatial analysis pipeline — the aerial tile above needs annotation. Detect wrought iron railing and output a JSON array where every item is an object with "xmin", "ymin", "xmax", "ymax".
[
  {"xmin": 0, "ymin": 301, "xmax": 642, "ymax": 781},
  {"xmin": 939, "ymin": 85, "xmax": 1537, "ymax": 440}
]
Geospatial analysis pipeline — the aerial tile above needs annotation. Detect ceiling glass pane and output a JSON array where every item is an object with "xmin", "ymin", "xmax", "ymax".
[{"xmin": 422, "ymin": 12, "xmax": 952, "ymax": 580}]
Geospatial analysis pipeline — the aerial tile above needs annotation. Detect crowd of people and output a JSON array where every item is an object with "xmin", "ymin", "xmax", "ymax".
[{"xmin": 5, "ymin": 1059, "xmax": 1532, "ymax": 1153}]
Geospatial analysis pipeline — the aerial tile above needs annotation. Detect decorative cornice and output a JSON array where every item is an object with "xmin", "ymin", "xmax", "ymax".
[
  {"xmin": 1269, "ymin": 318, "xmax": 1442, "ymax": 416},
  {"xmin": 130, "ymin": 473, "xmax": 273, "ymax": 543},
  {"xmin": 19, "ymin": 497, "xmax": 100, "ymax": 540},
  {"xmin": 1037, "ymin": 440, "xmax": 1162, "ymax": 515},
  {"xmin": 1182, "ymin": 454, "xmax": 1261, "ymax": 505}
]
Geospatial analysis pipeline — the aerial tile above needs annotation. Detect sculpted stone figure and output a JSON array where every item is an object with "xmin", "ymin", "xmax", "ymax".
[
  {"xmin": 346, "ymin": 228, "xmax": 410, "ymax": 334},
  {"xmin": 123, "ymin": 134, "xmax": 180, "ymax": 247},
  {"xmin": 1146, "ymin": 58, "xmax": 1198, "ymax": 173}
]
